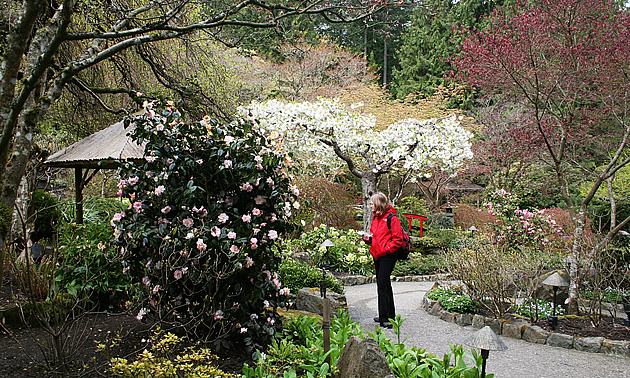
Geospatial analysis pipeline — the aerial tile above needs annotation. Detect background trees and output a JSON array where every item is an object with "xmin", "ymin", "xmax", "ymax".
[
  {"xmin": 454, "ymin": 0, "xmax": 630, "ymax": 311},
  {"xmin": 0, "ymin": 0, "xmax": 388, "ymax": 247}
]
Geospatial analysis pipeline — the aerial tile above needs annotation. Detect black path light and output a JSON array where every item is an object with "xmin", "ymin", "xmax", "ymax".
[
  {"xmin": 542, "ymin": 271, "xmax": 569, "ymax": 329},
  {"xmin": 463, "ymin": 326, "xmax": 508, "ymax": 378},
  {"xmin": 622, "ymin": 295, "xmax": 630, "ymax": 327},
  {"xmin": 469, "ymin": 225, "xmax": 477, "ymax": 237},
  {"xmin": 319, "ymin": 238, "xmax": 335, "ymax": 363}
]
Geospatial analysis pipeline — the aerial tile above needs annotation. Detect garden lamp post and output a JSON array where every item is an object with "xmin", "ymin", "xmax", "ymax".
[
  {"xmin": 463, "ymin": 326, "xmax": 507, "ymax": 378},
  {"xmin": 542, "ymin": 272, "xmax": 569, "ymax": 329},
  {"xmin": 469, "ymin": 226, "xmax": 477, "ymax": 237},
  {"xmin": 319, "ymin": 238, "xmax": 335, "ymax": 364}
]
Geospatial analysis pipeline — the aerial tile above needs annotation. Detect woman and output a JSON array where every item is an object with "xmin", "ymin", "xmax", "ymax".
[{"xmin": 362, "ymin": 192, "xmax": 404, "ymax": 328}]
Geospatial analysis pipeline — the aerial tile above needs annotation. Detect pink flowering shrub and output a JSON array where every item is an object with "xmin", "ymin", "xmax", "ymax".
[
  {"xmin": 482, "ymin": 189, "xmax": 569, "ymax": 250},
  {"xmin": 112, "ymin": 100, "xmax": 297, "ymax": 349}
]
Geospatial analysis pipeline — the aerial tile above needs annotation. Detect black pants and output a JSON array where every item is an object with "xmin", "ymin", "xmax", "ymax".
[{"xmin": 374, "ymin": 252, "xmax": 397, "ymax": 322}]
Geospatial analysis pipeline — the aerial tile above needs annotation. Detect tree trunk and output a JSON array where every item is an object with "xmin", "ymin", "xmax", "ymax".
[
  {"xmin": 567, "ymin": 208, "xmax": 587, "ymax": 314},
  {"xmin": 361, "ymin": 172, "xmax": 378, "ymax": 232},
  {"xmin": 382, "ymin": 36, "xmax": 388, "ymax": 87}
]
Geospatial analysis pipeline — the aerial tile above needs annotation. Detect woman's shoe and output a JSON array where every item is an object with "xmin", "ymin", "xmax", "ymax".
[
  {"xmin": 373, "ymin": 317, "xmax": 381, "ymax": 323},
  {"xmin": 380, "ymin": 321, "xmax": 393, "ymax": 329}
]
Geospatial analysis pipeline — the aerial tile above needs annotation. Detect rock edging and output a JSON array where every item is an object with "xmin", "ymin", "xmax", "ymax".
[{"xmin": 422, "ymin": 296, "xmax": 630, "ymax": 359}]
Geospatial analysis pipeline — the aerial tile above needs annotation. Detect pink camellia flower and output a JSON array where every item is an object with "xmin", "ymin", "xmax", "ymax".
[
  {"xmin": 145, "ymin": 156, "xmax": 156, "ymax": 163},
  {"xmin": 110, "ymin": 212, "xmax": 124, "ymax": 226},
  {"xmin": 279, "ymin": 287, "xmax": 290, "ymax": 296},
  {"xmin": 246, "ymin": 256, "xmax": 254, "ymax": 268},
  {"xmin": 253, "ymin": 228, "xmax": 260, "ymax": 235},
  {"xmin": 161, "ymin": 206, "xmax": 171, "ymax": 214},
  {"xmin": 252, "ymin": 208, "xmax": 262, "ymax": 216},
  {"xmin": 154, "ymin": 185, "xmax": 166, "ymax": 196},
  {"xmin": 182, "ymin": 218, "xmax": 194, "ymax": 227},
  {"xmin": 214, "ymin": 310, "xmax": 224, "ymax": 320},
  {"xmin": 230, "ymin": 245, "xmax": 239, "ymax": 254},
  {"xmin": 241, "ymin": 183, "xmax": 253, "ymax": 192},
  {"xmin": 266, "ymin": 177, "xmax": 274, "ymax": 186},
  {"xmin": 218, "ymin": 213, "xmax": 229, "ymax": 223},
  {"xmin": 145, "ymin": 171, "xmax": 154, "ymax": 178},
  {"xmin": 174, "ymin": 269, "xmax": 183, "ymax": 280},
  {"xmin": 180, "ymin": 249, "xmax": 189, "ymax": 257},
  {"xmin": 250, "ymin": 313, "xmax": 258, "ymax": 321},
  {"xmin": 227, "ymin": 231, "xmax": 237, "ymax": 240},
  {"xmin": 268, "ymin": 230, "xmax": 278, "ymax": 240},
  {"xmin": 254, "ymin": 195, "xmax": 266, "ymax": 205},
  {"xmin": 224, "ymin": 135, "xmax": 235, "ymax": 143},
  {"xmin": 166, "ymin": 158, "xmax": 174, "ymax": 165},
  {"xmin": 128, "ymin": 176, "xmax": 139, "ymax": 186},
  {"xmin": 250, "ymin": 237, "xmax": 258, "ymax": 245},
  {"xmin": 223, "ymin": 160, "xmax": 233, "ymax": 168},
  {"xmin": 242, "ymin": 214, "xmax": 252, "ymax": 223},
  {"xmin": 196, "ymin": 238, "xmax": 207, "ymax": 251},
  {"xmin": 133, "ymin": 201, "xmax": 143, "ymax": 212},
  {"xmin": 254, "ymin": 155, "xmax": 263, "ymax": 163},
  {"xmin": 117, "ymin": 190, "xmax": 123, "ymax": 197},
  {"xmin": 117, "ymin": 179, "xmax": 127, "ymax": 190},
  {"xmin": 211, "ymin": 226, "xmax": 221, "ymax": 237},
  {"xmin": 240, "ymin": 327, "xmax": 248, "ymax": 334}
]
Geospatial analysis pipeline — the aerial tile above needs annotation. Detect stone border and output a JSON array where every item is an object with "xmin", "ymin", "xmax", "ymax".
[
  {"xmin": 339, "ymin": 273, "xmax": 451, "ymax": 286},
  {"xmin": 422, "ymin": 296, "xmax": 630, "ymax": 359}
]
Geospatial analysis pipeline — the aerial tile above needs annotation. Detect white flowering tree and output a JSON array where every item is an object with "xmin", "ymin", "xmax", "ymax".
[{"xmin": 242, "ymin": 98, "xmax": 473, "ymax": 230}]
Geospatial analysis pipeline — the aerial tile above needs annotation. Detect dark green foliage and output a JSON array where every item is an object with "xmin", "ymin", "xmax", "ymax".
[
  {"xmin": 392, "ymin": 254, "xmax": 446, "ymax": 276},
  {"xmin": 391, "ymin": 0, "xmax": 506, "ymax": 103},
  {"xmin": 0, "ymin": 201, "xmax": 11, "ymax": 237},
  {"xmin": 415, "ymin": 228, "xmax": 461, "ymax": 252},
  {"xmin": 60, "ymin": 197, "xmax": 127, "ymax": 224},
  {"xmin": 31, "ymin": 190, "xmax": 61, "ymax": 241},
  {"xmin": 56, "ymin": 222, "xmax": 131, "ymax": 309},
  {"xmin": 278, "ymin": 259, "xmax": 344, "ymax": 295}
]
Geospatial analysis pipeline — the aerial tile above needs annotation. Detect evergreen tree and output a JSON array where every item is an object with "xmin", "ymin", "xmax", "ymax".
[{"xmin": 391, "ymin": 0, "xmax": 505, "ymax": 100}]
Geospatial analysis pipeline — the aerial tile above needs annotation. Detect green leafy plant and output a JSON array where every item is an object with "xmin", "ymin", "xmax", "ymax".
[
  {"xmin": 513, "ymin": 298, "xmax": 564, "ymax": 321},
  {"xmin": 278, "ymin": 259, "xmax": 344, "ymax": 295},
  {"xmin": 426, "ymin": 286, "xmax": 475, "ymax": 313},
  {"xmin": 56, "ymin": 222, "xmax": 131, "ymax": 308}
]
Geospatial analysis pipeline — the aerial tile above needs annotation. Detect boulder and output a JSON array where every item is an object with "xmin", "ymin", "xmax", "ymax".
[
  {"xmin": 502, "ymin": 321, "xmax": 527, "ymax": 339},
  {"xmin": 455, "ymin": 313, "xmax": 473, "ymax": 326},
  {"xmin": 484, "ymin": 318, "xmax": 503, "ymax": 335},
  {"xmin": 295, "ymin": 288, "xmax": 347, "ymax": 316},
  {"xmin": 291, "ymin": 252, "xmax": 312, "ymax": 265},
  {"xmin": 335, "ymin": 336, "xmax": 395, "ymax": 378},
  {"xmin": 574, "ymin": 337, "xmax": 603, "ymax": 353},
  {"xmin": 546, "ymin": 333, "xmax": 574, "ymax": 349},
  {"xmin": 472, "ymin": 314, "xmax": 485, "ymax": 330},
  {"xmin": 428, "ymin": 302, "xmax": 443, "ymax": 316},
  {"xmin": 602, "ymin": 339, "xmax": 630, "ymax": 358},
  {"xmin": 522, "ymin": 325, "xmax": 550, "ymax": 344}
]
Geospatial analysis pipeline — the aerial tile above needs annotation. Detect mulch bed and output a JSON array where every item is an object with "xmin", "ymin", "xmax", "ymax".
[
  {"xmin": 0, "ymin": 281, "xmax": 251, "ymax": 377},
  {"xmin": 534, "ymin": 315, "xmax": 630, "ymax": 341}
]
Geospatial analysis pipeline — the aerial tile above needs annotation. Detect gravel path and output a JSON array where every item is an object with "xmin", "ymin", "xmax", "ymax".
[{"xmin": 344, "ymin": 281, "xmax": 630, "ymax": 378}]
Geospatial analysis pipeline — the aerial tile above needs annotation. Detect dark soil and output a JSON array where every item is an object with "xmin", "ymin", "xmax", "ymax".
[
  {"xmin": 474, "ymin": 303, "xmax": 630, "ymax": 341},
  {"xmin": 534, "ymin": 315, "xmax": 630, "ymax": 340},
  {"xmin": 0, "ymin": 281, "xmax": 250, "ymax": 377}
]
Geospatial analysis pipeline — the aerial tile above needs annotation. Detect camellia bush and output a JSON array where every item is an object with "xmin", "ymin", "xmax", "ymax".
[{"xmin": 112, "ymin": 100, "xmax": 298, "ymax": 349}]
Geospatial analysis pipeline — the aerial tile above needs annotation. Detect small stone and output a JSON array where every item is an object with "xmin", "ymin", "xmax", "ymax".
[
  {"xmin": 522, "ymin": 325, "xmax": 550, "ymax": 344},
  {"xmin": 484, "ymin": 318, "xmax": 503, "ymax": 335},
  {"xmin": 602, "ymin": 339, "xmax": 630, "ymax": 358},
  {"xmin": 502, "ymin": 321, "xmax": 527, "ymax": 339},
  {"xmin": 574, "ymin": 337, "xmax": 603, "ymax": 353},
  {"xmin": 546, "ymin": 333, "xmax": 574, "ymax": 349},
  {"xmin": 440, "ymin": 311, "xmax": 455, "ymax": 323},
  {"xmin": 472, "ymin": 314, "xmax": 485, "ymax": 330},
  {"xmin": 455, "ymin": 313, "xmax": 473, "ymax": 326},
  {"xmin": 429, "ymin": 302, "xmax": 443, "ymax": 316}
]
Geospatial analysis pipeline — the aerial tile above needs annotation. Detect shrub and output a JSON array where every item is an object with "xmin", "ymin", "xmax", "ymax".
[
  {"xmin": 31, "ymin": 189, "xmax": 62, "ymax": 241},
  {"xmin": 56, "ymin": 222, "xmax": 131, "ymax": 308},
  {"xmin": 110, "ymin": 331, "xmax": 234, "ymax": 377},
  {"xmin": 513, "ymin": 298, "xmax": 564, "ymax": 321},
  {"xmin": 426, "ymin": 286, "xmax": 475, "ymax": 313},
  {"xmin": 278, "ymin": 259, "xmax": 344, "ymax": 295},
  {"xmin": 392, "ymin": 254, "xmax": 446, "ymax": 276},
  {"xmin": 113, "ymin": 100, "xmax": 297, "ymax": 349},
  {"xmin": 414, "ymin": 228, "xmax": 462, "ymax": 252}
]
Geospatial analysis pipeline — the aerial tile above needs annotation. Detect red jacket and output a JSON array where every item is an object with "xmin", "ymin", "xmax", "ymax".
[{"xmin": 368, "ymin": 206, "xmax": 404, "ymax": 259}]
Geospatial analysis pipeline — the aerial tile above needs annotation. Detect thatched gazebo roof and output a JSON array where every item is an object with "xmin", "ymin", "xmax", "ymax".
[
  {"xmin": 45, "ymin": 120, "xmax": 145, "ymax": 169},
  {"xmin": 43, "ymin": 119, "xmax": 146, "ymax": 223}
]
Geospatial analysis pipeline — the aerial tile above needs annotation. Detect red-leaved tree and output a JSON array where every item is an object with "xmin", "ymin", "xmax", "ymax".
[{"xmin": 454, "ymin": 0, "xmax": 630, "ymax": 312}]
